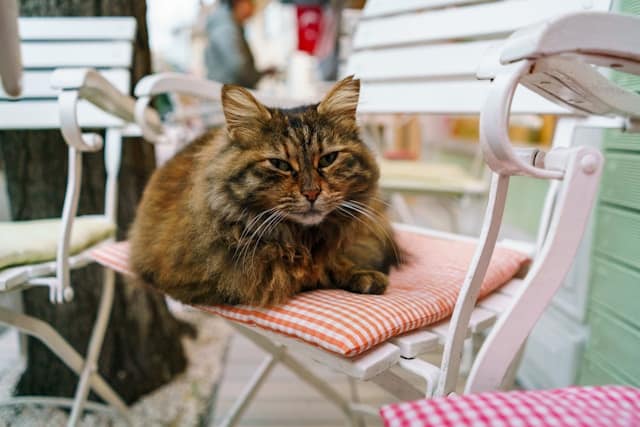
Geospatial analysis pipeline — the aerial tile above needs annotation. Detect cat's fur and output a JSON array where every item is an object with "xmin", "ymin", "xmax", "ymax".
[{"xmin": 129, "ymin": 76, "xmax": 402, "ymax": 307}]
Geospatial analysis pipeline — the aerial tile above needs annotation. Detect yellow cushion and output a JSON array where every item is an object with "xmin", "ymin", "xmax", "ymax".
[{"xmin": 0, "ymin": 215, "xmax": 116, "ymax": 270}]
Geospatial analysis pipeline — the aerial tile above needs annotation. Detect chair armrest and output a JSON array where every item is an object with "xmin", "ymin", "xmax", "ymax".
[
  {"xmin": 48, "ymin": 68, "xmax": 161, "ymax": 302},
  {"xmin": 476, "ymin": 12, "xmax": 640, "ymax": 178},
  {"xmin": 500, "ymin": 12, "xmax": 640, "ymax": 74},
  {"xmin": 51, "ymin": 68, "xmax": 162, "ymax": 151},
  {"xmin": 0, "ymin": 0, "xmax": 22, "ymax": 97},
  {"xmin": 134, "ymin": 72, "xmax": 309, "ymax": 143}
]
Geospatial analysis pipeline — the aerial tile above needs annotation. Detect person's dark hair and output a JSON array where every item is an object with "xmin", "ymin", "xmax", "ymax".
[{"xmin": 220, "ymin": 0, "xmax": 254, "ymax": 6}]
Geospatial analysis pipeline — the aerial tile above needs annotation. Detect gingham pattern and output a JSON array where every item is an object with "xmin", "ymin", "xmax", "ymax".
[
  {"xmin": 90, "ymin": 229, "xmax": 528, "ymax": 357},
  {"xmin": 380, "ymin": 386, "xmax": 640, "ymax": 427}
]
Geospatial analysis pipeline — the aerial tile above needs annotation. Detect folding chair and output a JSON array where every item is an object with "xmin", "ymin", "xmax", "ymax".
[
  {"xmin": 0, "ymin": 16, "xmax": 154, "ymax": 426},
  {"xmin": 57, "ymin": 1, "xmax": 640, "ymax": 426}
]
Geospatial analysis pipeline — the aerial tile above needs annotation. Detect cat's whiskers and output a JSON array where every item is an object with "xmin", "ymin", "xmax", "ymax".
[
  {"xmin": 233, "ymin": 207, "xmax": 278, "ymax": 267},
  {"xmin": 340, "ymin": 200, "xmax": 401, "ymax": 263},
  {"xmin": 246, "ymin": 210, "xmax": 285, "ymax": 274}
]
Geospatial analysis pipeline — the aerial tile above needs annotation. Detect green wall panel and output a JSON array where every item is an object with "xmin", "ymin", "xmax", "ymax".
[
  {"xmin": 603, "ymin": 130, "xmax": 640, "ymax": 153},
  {"xmin": 586, "ymin": 303, "xmax": 640, "ymax": 382},
  {"xmin": 590, "ymin": 257, "xmax": 640, "ymax": 329},
  {"xmin": 579, "ymin": 355, "xmax": 638, "ymax": 387},
  {"xmin": 600, "ymin": 153, "xmax": 640, "ymax": 210},
  {"xmin": 593, "ymin": 206, "xmax": 640, "ymax": 270}
]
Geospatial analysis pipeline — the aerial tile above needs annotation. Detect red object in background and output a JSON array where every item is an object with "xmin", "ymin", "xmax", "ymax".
[{"xmin": 296, "ymin": 5, "xmax": 323, "ymax": 54}]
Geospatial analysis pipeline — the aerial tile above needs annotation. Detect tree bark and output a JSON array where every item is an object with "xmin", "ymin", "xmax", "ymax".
[{"xmin": 0, "ymin": 0, "xmax": 193, "ymax": 404}]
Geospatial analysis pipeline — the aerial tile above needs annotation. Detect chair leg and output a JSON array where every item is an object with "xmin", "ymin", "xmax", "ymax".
[
  {"xmin": 347, "ymin": 377, "xmax": 366, "ymax": 427},
  {"xmin": 217, "ymin": 349, "xmax": 283, "ymax": 427},
  {"xmin": 500, "ymin": 343, "xmax": 526, "ymax": 390},
  {"xmin": 229, "ymin": 323, "xmax": 356, "ymax": 423},
  {"xmin": 68, "ymin": 268, "xmax": 117, "ymax": 427},
  {"xmin": 0, "ymin": 303, "xmax": 130, "ymax": 422}
]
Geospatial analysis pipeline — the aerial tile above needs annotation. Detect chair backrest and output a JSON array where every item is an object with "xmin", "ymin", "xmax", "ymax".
[
  {"xmin": 347, "ymin": 0, "xmax": 622, "ymax": 397},
  {"xmin": 347, "ymin": 0, "xmax": 613, "ymax": 116},
  {"xmin": 0, "ymin": 17, "xmax": 136, "ymax": 130}
]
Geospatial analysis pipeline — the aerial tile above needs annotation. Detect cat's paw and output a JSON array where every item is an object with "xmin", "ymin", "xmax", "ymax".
[{"xmin": 346, "ymin": 270, "xmax": 389, "ymax": 295}]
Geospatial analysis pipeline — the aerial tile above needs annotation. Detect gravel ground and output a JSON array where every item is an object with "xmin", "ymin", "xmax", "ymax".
[{"xmin": 0, "ymin": 307, "xmax": 231, "ymax": 427}]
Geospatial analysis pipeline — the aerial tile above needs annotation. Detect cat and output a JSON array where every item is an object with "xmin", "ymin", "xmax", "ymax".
[{"xmin": 128, "ymin": 76, "xmax": 402, "ymax": 307}]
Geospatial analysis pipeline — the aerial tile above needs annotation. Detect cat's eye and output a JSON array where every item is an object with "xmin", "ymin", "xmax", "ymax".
[
  {"xmin": 269, "ymin": 158, "xmax": 292, "ymax": 172},
  {"xmin": 318, "ymin": 152, "xmax": 338, "ymax": 168}
]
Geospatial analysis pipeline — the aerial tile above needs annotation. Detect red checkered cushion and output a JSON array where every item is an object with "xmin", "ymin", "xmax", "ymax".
[
  {"xmin": 380, "ymin": 386, "xmax": 640, "ymax": 427},
  {"xmin": 90, "ymin": 229, "xmax": 529, "ymax": 357}
]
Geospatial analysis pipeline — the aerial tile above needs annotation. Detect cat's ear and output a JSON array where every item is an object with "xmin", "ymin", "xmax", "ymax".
[
  {"xmin": 221, "ymin": 84, "xmax": 271, "ymax": 139},
  {"xmin": 317, "ymin": 75, "xmax": 360, "ymax": 122}
]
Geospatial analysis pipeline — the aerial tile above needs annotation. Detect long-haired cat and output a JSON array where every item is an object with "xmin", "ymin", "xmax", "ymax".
[{"xmin": 129, "ymin": 76, "xmax": 402, "ymax": 307}]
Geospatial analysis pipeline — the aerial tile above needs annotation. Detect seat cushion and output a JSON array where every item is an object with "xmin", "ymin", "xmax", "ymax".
[
  {"xmin": 90, "ymin": 228, "xmax": 528, "ymax": 357},
  {"xmin": 380, "ymin": 386, "xmax": 640, "ymax": 427},
  {"xmin": 0, "ymin": 215, "xmax": 116, "ymax": 270}
]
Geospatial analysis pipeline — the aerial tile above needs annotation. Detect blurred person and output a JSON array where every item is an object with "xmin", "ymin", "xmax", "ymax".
[{"xmin": 205, "ymin": 0, "xmax": 276, "ymax": 88}]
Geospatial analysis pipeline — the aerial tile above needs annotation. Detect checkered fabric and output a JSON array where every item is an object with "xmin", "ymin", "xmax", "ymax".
[
  {"xmin": 380, "ymin": 386, "xmax": 640, "ymax": 427},
  {"xmin": 90, "ymin": 229, "xmax": 528, "ymax": 357}
]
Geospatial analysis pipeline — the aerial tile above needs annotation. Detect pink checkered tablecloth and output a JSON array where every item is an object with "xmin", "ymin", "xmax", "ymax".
[{"xmin": 380, "ymin": 386, "xmax": 640, "ymax": 427}]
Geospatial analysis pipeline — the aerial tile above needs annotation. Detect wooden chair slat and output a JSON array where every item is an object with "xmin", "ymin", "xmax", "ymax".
[
  {"xmin": 362, "ymin": 0, "xmax": 492, "ymax": 19},
  {"xmin": 18, "ymin": 17, "xmax": 136, "ymax": 41},
  {"xmin": 21, "ymin": 41, "xmax": 133, "ymax": 68},
  {"xmin": 358, "ymin": 80, "xmax": 569, "ymax": 115},
  {"xmin": 0, "ymin": 100, "xmax": 124, "ymax": 129},
  {"xmin": 0, "ymin": 69, "xmax": 129, "ymax": 99},
  {"xmin": 349, "ymin": 40, "xmax": 496, "ymax": 81},
  {"xmin": 353, "ymin": 0, "xmax": 611, "ymax": 50},
  {"xmin": 428, "ymin": 307, "xmax": 497, "ymax": 340},
  {"xmin": 391, "ymin": 330, "xmax": 441, "ymax": 359}
]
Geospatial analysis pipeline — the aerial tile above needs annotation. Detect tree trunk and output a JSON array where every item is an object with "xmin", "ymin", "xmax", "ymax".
[{"xmin": 0, "ymin": 0, "xmax": 193, "ymax": 404}]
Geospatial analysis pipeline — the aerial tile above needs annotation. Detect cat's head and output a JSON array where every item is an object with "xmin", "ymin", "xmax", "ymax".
[{"xmin": 219, "ymin": 76, "xmax": 379, "ymax": 227}]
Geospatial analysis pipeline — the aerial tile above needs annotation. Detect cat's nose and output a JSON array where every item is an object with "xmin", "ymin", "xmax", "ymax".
[{"xmin": 302, "ymin": 189, "xmax": 320, "ymax": 203}]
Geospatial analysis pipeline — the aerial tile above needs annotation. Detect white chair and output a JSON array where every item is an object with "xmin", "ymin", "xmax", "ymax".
[
  {"xmin": 59, "ymin": 1, "xmax": 640, "ymax": 426},
  {"xmin": 0, "ymin": 16, "xmax": 152, "ymax": 426}
]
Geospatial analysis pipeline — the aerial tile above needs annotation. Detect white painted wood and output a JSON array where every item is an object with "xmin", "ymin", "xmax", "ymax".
[
  {"xmin": 358, "ymin": 80, "xmax": 570, "ymax": 115},
  {"xmin": 353, "ymin": 0, "xmax": 611, "ymax": 50},
  {"xmin": 104, "ymin": 129, "xmax": 122, "ymax": 224},
  {"xmin": 391, "ymin": 330, "xmax": 440, "ymax": 359},
  {"xmin": 18, "ymin": 17, "xmax": 136, "ymax": 41},
  {"xmin": 0, "ymin": 101, "xmax": 123, "ymax": 129},
  {"xmin": 477, "ymin": 292, "xmax": 513, "ymax": 314},
  {"xmin": 501, "ymin": 12, "xmax": 640, "ymax": 67},
  {"xmin": 349, "ymin": 40, "xmax": 496, "ymax": 81},
  {"xmin": 498, "ymin": 279, "xmax": 524, "ymax": 297},
  {"xmin": 435, "ymin": 173, "xmax": 509, "ymax": 396},
  {"xmin": 68, "ymin": 269, "xmax": 117, "ymax": 424},
  {"xmin": 0, "ymin": 69, "xmax": 129, "ymax": 99},
  {"xmin": 466, "ymin": 146, "xmax": 604, "ymax": 393},
  {"xmin": 429, "ymin": 307, "xmax": 497, "ymax": 339},
  {"xmin": 21, "ymin": 41, "xmax": 133, "ymax": 68},
  {"xmin": 521, "ymin": 56, "xmax": 640, "ymax": 119},
  {"xmin": 252, "ymin": 327, "xmax": 400, "ymax": 381},
  {"xmin": 55, "ymin": 148, "xmax": 82, "ymax": 302},
  {"xmin": 362, "ymin": 0, "xmax": 491, "ymax": 19}
]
